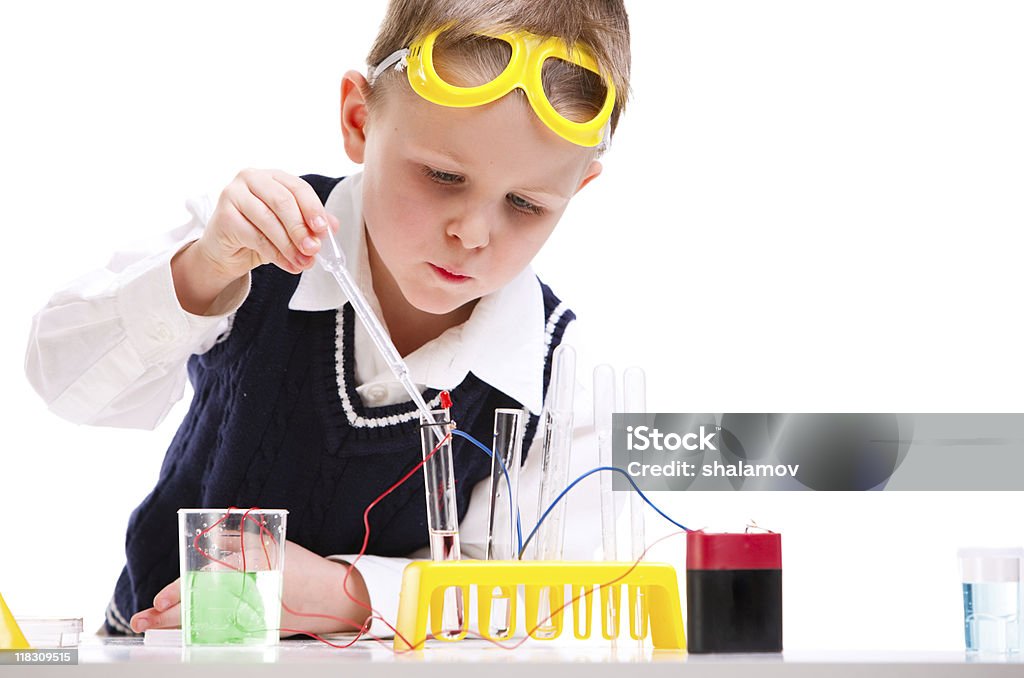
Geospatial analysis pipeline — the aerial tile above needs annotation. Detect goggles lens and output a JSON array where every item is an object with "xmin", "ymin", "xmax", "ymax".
[
  {"xmin": 428, "ymin": 34, "xmax": 513, "ymax": 88},
  {"xmin": 428, "ymin": 34, "xmax": 608, "ymax": 126},
  {"xmin": 537, "ymin": 58, "xmax": 610, "ymax": 128}
]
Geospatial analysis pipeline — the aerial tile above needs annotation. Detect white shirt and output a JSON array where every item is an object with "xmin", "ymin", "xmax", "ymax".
[{"xmin": 25, "ymin": 173, "xmax": 604, "ymax": 637}]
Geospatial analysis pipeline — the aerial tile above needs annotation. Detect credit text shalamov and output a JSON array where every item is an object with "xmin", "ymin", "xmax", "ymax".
[{"xmin": 624, "ymin": 425, "xmax": 800, "ymax": 478}]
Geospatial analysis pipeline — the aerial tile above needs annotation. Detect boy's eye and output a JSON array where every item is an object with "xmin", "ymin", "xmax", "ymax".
[
  {"xmin": 421, "ymin": 165, "xmax": 544, "ymax": 216},
  {"xmin": 422, "ymin": 166, "xmax": 464, "ymax": 184},
  {"xmin": 507, "ymin": 193, "xmax": 544, "ymax": 216}
]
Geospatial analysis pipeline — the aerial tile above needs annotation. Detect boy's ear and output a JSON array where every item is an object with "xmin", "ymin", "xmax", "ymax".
[
  {"xmin": 574, "ymin": 160, "xmax": 603, "ymax": 194},
  {"xmin": 340, "ymin": 70, "xmax": 371, "ymax": 164}
]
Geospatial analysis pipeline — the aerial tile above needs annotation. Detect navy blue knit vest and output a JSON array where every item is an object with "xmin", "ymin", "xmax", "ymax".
[{"xmin": 103, "ymin": 175, "xmax": 576, "ymax": 634}]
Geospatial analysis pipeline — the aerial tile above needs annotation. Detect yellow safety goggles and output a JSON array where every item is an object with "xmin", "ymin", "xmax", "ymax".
[{"xmin": 369, "ymin": 28, "xmax": 616, "ymax": 148}]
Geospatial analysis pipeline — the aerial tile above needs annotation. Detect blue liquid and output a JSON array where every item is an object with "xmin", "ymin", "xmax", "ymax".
[{"xmin": 963, "ymin": 582, "xmax": 1021, "ymax": 653}]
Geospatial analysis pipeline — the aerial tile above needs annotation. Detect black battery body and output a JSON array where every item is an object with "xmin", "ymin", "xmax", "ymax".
[{"xmin": 686, "ymin": 530, "xmax": 783, "ymax": 653}]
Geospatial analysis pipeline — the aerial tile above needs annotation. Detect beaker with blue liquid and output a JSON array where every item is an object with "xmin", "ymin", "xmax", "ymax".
[{"xmin": 959, "ymin": 547, "xmax": 1023, "ymax": 653}]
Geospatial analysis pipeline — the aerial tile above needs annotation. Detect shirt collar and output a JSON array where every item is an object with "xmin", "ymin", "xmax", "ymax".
[{"xmin": 288, "ymin": 172, "xmax": 547, "ymax": 415}]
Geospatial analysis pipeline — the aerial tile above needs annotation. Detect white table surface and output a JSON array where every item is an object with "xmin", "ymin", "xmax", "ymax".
[{"xmin": 14, "ymin": 634, "xmax": 1024, "ymax": 677}]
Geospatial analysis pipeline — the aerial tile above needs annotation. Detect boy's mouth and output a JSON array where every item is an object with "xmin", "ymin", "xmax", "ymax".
[{"xmin": 429, "ymin": 263, "xmax": 471, "ymax": 282}]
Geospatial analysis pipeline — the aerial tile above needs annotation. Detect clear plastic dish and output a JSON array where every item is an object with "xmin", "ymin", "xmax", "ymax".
[{"xmin": 14, "ymin": 617, "xmax": 83, "ymax": 648}]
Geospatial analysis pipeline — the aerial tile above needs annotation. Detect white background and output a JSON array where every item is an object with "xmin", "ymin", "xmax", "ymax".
[{"xmin": 2, "ymin": 0, "xmax": 1022, "ymax": 652}]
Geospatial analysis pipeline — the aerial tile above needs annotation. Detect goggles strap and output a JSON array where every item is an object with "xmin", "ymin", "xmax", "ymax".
[
  {"xmin": 595, "ymin": 120, "xmax": 612, "ymax": 153},
  {"xmin": 368, "ymin": 48, "xmax": 410, "ymax": 85}
]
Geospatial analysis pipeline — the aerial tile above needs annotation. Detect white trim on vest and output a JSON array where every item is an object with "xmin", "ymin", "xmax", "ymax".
[{"xmin": 333, "ymin": 307, "xmax": 444, "ymax": 428}]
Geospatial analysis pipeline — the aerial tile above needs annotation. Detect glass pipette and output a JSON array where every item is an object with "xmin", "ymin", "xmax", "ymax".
[
  {"xmin": 317, "ymin": 227, "xmax": 460, "ymax": 579},
  {"xmin": 316, "ymin": 228, "xmax": 443, "ymax": 437}
]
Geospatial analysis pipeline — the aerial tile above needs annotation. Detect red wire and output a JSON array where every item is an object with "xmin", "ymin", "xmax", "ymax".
[
  {"xmin": 192, "ymin": 507, "xmax": 241, "ymax": 571},
  {"xmin": 192, "ymin": 506, "xmax": 277, "ymax": 571},
  {"xmin": 332, "ymin": 431, "xmax": 453, "ymax": 647},
  {"xmin": 192, "ymin": 437, "xmax": 687, "ymax": 652},
  {"xmin": 219, "ymin": 432, "xmax": 455, "ymax": 649}
]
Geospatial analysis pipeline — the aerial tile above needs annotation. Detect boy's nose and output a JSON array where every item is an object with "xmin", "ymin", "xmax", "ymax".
[{"xmin": 445, "ymin": 206, "xmax": 491, "ymax": 249}]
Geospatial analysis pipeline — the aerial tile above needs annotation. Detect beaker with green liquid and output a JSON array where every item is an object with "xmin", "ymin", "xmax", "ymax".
[{"xmin": 178, "ymin": 508, "xmax": 287, "ymax": 646}]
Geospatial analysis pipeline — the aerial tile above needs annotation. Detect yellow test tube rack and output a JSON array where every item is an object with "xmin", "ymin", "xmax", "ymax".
[{"xmin": 393, "ymin": 561, "xmax": 686, "ymax": 651}]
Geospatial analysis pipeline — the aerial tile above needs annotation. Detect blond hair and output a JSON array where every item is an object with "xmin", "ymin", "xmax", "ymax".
[{"xmin": 366, "ymin": 0, "xmax": 630, "ymax": 136}]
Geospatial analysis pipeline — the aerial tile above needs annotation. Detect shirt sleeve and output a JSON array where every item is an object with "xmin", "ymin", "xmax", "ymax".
[
  {"xmin": 323, "ymin": 553, "xmax": 417, "ymax": 639},
  {"xmin": 327, "ymin": 318, "xmax": 607, "ymax": 640},
  {"xmin": 24, "ymin": 196, "xmax": 251, "ymax": 429}
]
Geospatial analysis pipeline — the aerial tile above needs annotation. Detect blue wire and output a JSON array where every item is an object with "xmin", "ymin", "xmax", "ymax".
[
  {"xmin": 450, "ymin": 429, "xmax": 524, "ymax": 554},
  {"xmin": 518, "ymin": 466, "xmax": 690, "ymax": 560},
  {"xmin": 449, "ymin": 430, "xmax": 690, "ymax": 560}
]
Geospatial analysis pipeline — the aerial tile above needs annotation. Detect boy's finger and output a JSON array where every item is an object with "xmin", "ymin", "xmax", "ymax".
[
  {"xmin": 247, "ymin": 172, "xmax": 320, "ymax": 258},
  {"xmin": 273, "ymin": 171, "xmax": 331, "ymax": 235},
  {"xmin": 130, "ymin": 603, "xmax": 181, "ymax": 632},
  {"xmin": 153, "ymin": 579, "xmax": 182, "ymax": 611},
  {"xmin": 239, "ymin": 223, "xmax": 306, "ymax": 275},
  {"xmin": 233, "ymin": 190, "xmax": 311, "ymax": 271},
  {"xmin": 129, "ymin": 611, "xmax": 149, "ymax": 633}
]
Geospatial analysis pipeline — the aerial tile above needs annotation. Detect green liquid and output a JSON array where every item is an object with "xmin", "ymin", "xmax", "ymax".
[{"xmin": 183, "ymin": 570, "xmax": 282, "ymax": 645}]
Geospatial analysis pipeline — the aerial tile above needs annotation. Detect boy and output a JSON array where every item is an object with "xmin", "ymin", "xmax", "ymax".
[{"xmin": 26, "ymin": 0, "xmax": 630, "ymax": 637}]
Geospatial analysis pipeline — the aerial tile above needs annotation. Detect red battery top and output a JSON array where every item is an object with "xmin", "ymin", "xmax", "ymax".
[{"xmin": 686, "ymin": 530, "xmax": 782, "ymax": 570}]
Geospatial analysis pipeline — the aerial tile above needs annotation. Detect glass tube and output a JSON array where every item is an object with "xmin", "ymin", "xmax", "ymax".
[
  {"xmin": 623, "ymin": 366, "xmax": 649, "ymax": 642},
  {"xmin": 485, "ymin": 408, "xmax": 526, "ymax": 638},
  {"xmin": 487, "ymin": 408, "xmax": 525, "ymax": 561},
  {"xmin": 533, "ymin": 344, "xmax": 576, "ymax": 638},
  {"xmin": 419, "ymin": 409, "xmax": 463, "ymax": 636},
  {"xmin": 593, "ymin": 364, "xmax": 619, "ymax": 641},
  {"xmin": 535, "ymin": 344, "xmax": 577, "ymax": 560}
]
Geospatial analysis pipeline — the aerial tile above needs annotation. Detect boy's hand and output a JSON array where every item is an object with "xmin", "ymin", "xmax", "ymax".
[
  {"xmin": 195, "ymin": 169, "xmax": 339, "ymax": 281},
  {"xmin": 128, "ymin": 540, "xmax": 371, "ymax": 636},
  {"xmin": 129, "ymin": 578, "xmax": 183, "ymax": 633}
]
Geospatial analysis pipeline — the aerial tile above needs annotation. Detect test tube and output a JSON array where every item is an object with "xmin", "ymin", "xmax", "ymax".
[
  {"xmin": 487, "ymin": 408, "xmax": 525, "ymax": 561},
  {"xmin": 485, "ymin": 408, "xmax": 526, "ymax": 638},
  {"xmin": 533, "ymin": 344, "xmax": 576, "ymax": 638},
  {"xmin": 535, "ymin": 345, "xmax": 577, "ymax": 560},
  {"xmin": 419, "ymin": 408, "xmax": 463, "ymax": 636},
  {"xmin": 623, "ymin": 366, "xmax": 649, "ymax": 643},
  {"xmin": 593, "ymin": 364, "xmax": 619, "ymax": 641}
]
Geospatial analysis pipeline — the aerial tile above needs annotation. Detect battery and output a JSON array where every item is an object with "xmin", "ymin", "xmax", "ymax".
[{"xmin": 686, "ymin": 530, "xmax": 782, "ymax": 653}]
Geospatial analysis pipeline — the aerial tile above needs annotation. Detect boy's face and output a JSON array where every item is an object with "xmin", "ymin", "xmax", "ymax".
[{"xmin": 341, "ymin": 72, "xmax": 602, "ymax": 316}]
